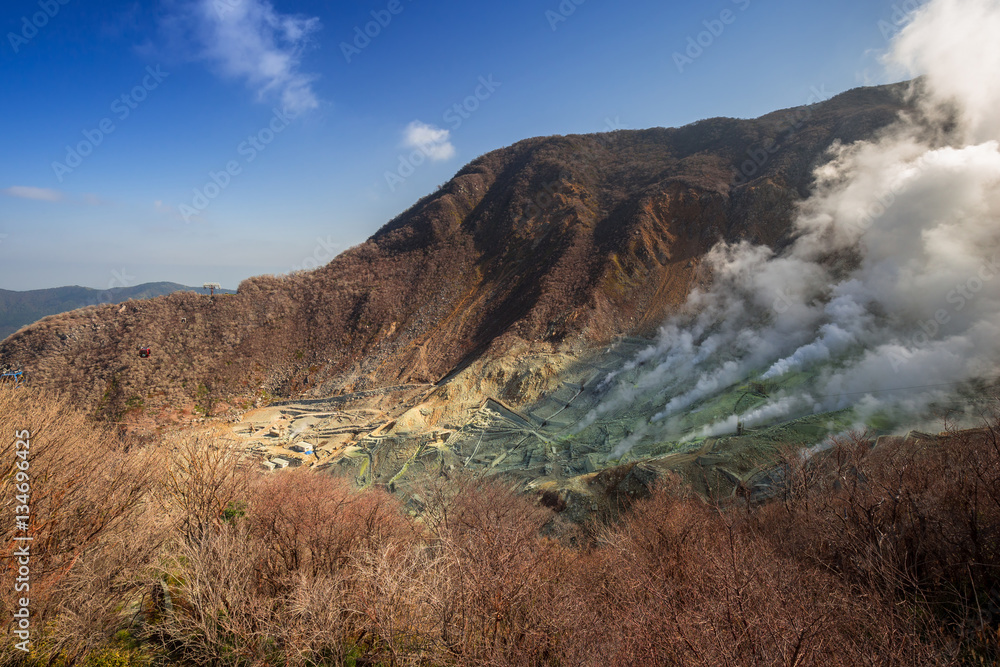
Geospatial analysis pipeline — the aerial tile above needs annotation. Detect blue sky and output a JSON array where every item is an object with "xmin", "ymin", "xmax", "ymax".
[{"xmin": 0, "ymin": 0, "xmax": 918, "ymax": 291}]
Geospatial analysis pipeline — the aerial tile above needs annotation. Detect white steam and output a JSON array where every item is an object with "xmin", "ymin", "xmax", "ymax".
[{"xmin": 584, "ymin": 0, "xmax": 1000, "ymax": 456}]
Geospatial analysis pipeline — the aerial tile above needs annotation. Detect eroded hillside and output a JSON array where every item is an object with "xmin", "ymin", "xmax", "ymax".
[{"xmin": 0, "ymin": 83, "xmax": 912, "ymax": 424}]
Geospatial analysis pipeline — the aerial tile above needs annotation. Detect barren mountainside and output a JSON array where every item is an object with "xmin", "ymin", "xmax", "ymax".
[{"xmin": 0, "ymin": 83, "xmax": 912, "ymax": 422}]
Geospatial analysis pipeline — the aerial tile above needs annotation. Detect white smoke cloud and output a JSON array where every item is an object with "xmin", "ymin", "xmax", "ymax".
[
  {"xmin": 888, "ymin": 0, "xmax": 1000, "ymax": 143},
  {"xmin": 690, "ymin": 394, "xmax": 813, "ymax": 442},
  {"xmin": 585, "ymin": 0, "xmax": 1000, "ymax": 457}
]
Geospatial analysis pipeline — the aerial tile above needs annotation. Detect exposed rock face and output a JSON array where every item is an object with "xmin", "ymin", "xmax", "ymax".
[{"xmin": 0, "ymin": 83, "xmax": 912, "ymax": 421}]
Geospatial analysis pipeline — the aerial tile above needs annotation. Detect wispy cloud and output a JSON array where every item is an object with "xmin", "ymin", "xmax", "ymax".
[
  {"xmin": 403, "ymin": 121, "xmax": 455, "ymax": 161},
  {"xmin": 2, "ymin": 186, "xmax": 64, "ymax": 202},
  {"xmin": 164, "ymin": 0, "xmax": 322, "ymax": 114}
]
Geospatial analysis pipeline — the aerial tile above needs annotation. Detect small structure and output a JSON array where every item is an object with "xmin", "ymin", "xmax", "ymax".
[
  {"xmin": 270, "ymin": 457, "xmax": 290, "ymax": 469},
  {"xmin": 203, "ymin": 282, "xmax": 222, "ymax": 297},
  {"xmin": 289, "ymin": 442, "xmax": 314, "ymax": 454},
  {"xmin": 0, "ymin": 370, "xmax": 25, "ymax": 385},
  {"xmin": 260, "ymin": 460, "xmax": 277, "ymax": 472}
]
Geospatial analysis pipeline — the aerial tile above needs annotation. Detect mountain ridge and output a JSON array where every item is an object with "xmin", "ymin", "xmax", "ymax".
[
  {"xmin": 0, "ymin": 82, "xmax": 915, "ymax": 424},
  {"xmin": 0, "ymin": 282, "xmax": 237, "ymax": 342}
]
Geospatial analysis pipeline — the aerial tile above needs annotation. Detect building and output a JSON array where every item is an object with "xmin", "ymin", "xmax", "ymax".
[
  {"xmin": 289, "ymin": 442, "xmax": 314, "ymax": 454},
  {"xmin": 270, "ymin": 458, "xmax": 290, "ymax": 469}
]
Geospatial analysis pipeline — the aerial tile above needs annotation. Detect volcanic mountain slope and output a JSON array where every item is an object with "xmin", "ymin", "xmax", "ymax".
[
  {"xmin": 0, "ymin": 83, "xmax": 912, "ymax": 422},
  {"xmin": 0, "ymin": 282, "xmax": 236, "ymax": 341}
]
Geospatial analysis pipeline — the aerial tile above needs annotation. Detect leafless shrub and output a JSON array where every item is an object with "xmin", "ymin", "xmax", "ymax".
[
  {"xmin": 413, "ymin": 476, "xmax": 566, "ymax": 665},
  {"xmin": 247, "ymin": 471, "xmax": 415, "ymax": 596},
  {"xmin": 152, "ymin": 524, "xmax": 279, "ymax": 665},
  {"xmin": 755, "ymin": 425, "xmax": 1000, "ymax": 662},
  {"xmin": 159, "ymin": 431, "xmax": 254, "ymax": 547},
  {"xmin": 0, "ymin": 386, "xmax": 162, "ymax": 663},
  {"xmin": 4, "ymin": 387, "xmax": 997, "ymax": 665},
  {"xmin": 579, "ymin": 474, "xmax": 948, "ymax": 666}
]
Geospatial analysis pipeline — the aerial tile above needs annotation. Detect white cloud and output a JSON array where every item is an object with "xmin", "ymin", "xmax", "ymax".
[
  {"xmin": 1, "ymin": 186, "xmax": 64, "ymax": 202},
  {"xmin": 402, "ymin": 121, "xmax": 456, "ymax": 161},
  {"xmin": 169, "ymin": 0, "xmax": 322, "ymax": 114}
]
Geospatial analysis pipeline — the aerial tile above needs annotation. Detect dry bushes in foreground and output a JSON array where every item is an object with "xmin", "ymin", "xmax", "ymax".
[
  {"xmin": 148, "ymin": 474, "xmax": 570, "ymax": 666},
  {"xmin": 0, "ymin": 386, "xmax": 163, "ymax": 663},
  {"xmin": 2, "ymin": 387, "xmax": 999, "ymax": 666},
  {"xmin": 755, "ymin": 427, "xmax": 1000, "ymax": 663},
  {"xmin": 143, "ymin": 465, "xmax": 972, "ymax": 666},
  {"xmin": 581, "ymin": 481, "xmax": 946, "ymax": 666}
]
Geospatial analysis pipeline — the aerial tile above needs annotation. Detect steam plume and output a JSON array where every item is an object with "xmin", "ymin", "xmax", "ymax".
[{"xmin": 584, "ymin": 0, "xmax": 1000, "ymax": 453}]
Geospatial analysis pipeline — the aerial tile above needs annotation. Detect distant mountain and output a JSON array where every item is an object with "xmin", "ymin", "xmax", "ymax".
[
  {"xmin": 0, "ymin": 82, "xmax": 914, "ymax": 421},
  {"xmin": 0, "ymin": 283, "xmax": 235, "ymax": 341}
]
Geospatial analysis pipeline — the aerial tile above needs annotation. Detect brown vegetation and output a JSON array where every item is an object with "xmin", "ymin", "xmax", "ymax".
[
  {"xmin": 0, "ymin": 84, "xmax": 912, "ymax": 425},
  {"xmin": 0, "ymin": 386, "xmax": 163, "ymax": 662},
  {"xmin": 3, "ymin": 386, "xmax": 999, "ymax": 665}
]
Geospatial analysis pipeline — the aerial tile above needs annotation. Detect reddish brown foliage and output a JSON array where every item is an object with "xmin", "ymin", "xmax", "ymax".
[
  {"xmin": 0, "ymin": 85, "xmax": 912, "ymax": 424},
  {"xmin": 6, "ymin": 385, "xmax": 998, "ymax": 665}
]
